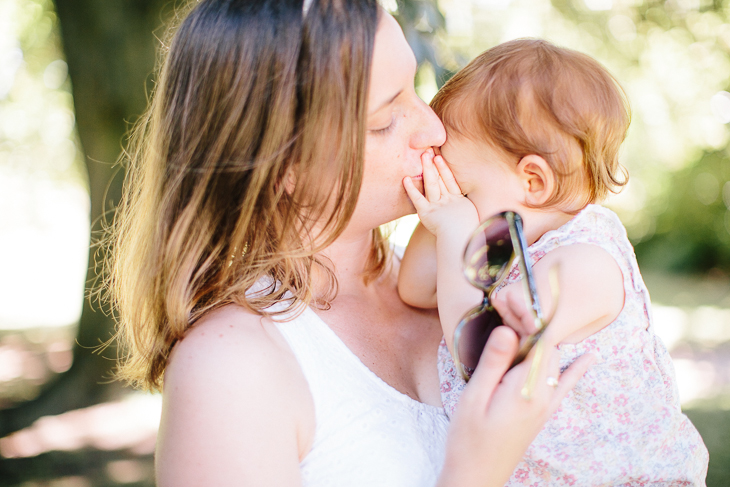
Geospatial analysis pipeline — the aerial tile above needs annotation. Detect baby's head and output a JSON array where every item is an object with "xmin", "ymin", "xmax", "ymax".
[{"xmin": 431, "ymin": 39, "xmax": 630, "ymax": 216}]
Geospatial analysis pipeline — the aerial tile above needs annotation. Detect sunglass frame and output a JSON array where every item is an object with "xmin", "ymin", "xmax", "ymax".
[{"xmin": 452, "ymin": 211, "xmax": 547, "ymax": 383}]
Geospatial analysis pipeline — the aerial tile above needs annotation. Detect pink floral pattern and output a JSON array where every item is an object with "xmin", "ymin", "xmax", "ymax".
[{"xmin": 438, "ymin": 205, "xmax": 709, "ymax": 486}]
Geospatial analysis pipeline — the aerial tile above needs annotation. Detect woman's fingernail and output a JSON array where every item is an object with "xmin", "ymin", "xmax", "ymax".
[{"xmin": 489, "ymin": 326, "xmax": 516, "ymax": 353}]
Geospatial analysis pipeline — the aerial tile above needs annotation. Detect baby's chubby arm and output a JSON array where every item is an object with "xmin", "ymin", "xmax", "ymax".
[
  {"xmin": 400, "ymin": 149, "xmax": 482, "ymax": 353},
  {"xmin": 493, "ymin": 243, "xmax": 625, "ymax": 345},
  {"xmin": 398, "ymin": 222, "xmax": 439, "ymax": 308}
]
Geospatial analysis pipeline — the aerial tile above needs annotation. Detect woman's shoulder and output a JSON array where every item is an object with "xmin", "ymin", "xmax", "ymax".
[
  {"xmin": 160, "ymin": 304, "xmax": 315, "ymax": 463},
  {"xmin": 156, "ymin": 304, "xmax": 314, "ymax": 485},
  {"xmin": 170, "ymin": 305, "xmax": 292, "ymax": 375},
  {"xmin": 166, "ymin": 305, "xmax": 312, "ymax": 408}
]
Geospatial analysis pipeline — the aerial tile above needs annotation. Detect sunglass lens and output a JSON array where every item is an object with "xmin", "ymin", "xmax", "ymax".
[
  {"xmin": 463, "ymin": 217, "xmax": 513, "ymax": 290},
  {"xmin": 455, "ymin": 304, "xmax": 504, "ymax": 378}
]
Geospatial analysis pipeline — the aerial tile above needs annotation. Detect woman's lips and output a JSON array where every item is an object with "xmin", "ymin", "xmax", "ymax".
[{"xmin": 411, "ymin": 173, "xmax": 423, "ymax": 180}]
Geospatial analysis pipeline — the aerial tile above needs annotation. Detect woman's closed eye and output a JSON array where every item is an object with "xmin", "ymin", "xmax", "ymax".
[{"xmin": 369, "ymin": 115, "xmax": 396, "ymax": 136}]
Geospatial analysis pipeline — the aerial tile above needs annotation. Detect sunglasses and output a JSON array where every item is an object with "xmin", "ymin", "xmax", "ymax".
[{"xmin": 452, "ymin": 211, "xmax": 550, "ymax": 398}]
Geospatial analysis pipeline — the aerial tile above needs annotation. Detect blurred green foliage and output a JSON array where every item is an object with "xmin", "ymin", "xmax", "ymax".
[
  {"xmin": 636, "ymin": 149, "xmax": 730, "ymax": 273},
  {"xmin": 399, "ymin": 0, "xmax": 730, "ymax": 274},
  {"xmin": 0, "ymin": 0, "xmax": 83, "ymax": 184}
]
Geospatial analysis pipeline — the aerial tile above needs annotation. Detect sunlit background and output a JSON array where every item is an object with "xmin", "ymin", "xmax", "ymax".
[{"xmin": 1, "ymin": 0, "xmax": 729, "ymax": 485}]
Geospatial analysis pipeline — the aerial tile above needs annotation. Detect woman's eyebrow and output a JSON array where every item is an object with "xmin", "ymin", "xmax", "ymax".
[{"xmin": 370, "ymin": 89, "xmax": 402, "ymax": 115}]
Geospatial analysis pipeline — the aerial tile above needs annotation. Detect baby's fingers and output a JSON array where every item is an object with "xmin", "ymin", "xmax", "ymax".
[
  {"xmin": 403, "ymin": 176, "xmax": 429, "ymax": 212},
  {"xmin": 491, "ymin": 293, "xmax": 521, "ymax": 333},
  {"xmin": 434, "ymin": 155, "xmax": 464, "ymax": 196},
  {"xmin": 492, "ymin": 286, "xmax": 538, "ymax": 336},
  {"xmin": 422, "ymin": 150, "xmax": 442, "ymax": 202}
]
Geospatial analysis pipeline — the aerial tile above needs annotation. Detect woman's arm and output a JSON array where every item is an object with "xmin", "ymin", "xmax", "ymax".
[{"xmin": 155, "ymin": 306, "xmax": 314, "ymax": 487}]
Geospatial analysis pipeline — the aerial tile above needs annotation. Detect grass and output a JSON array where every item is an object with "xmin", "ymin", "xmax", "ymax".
[{"xmin": 684, "ymin": 395, "xmax": 730, "ymax": 487}]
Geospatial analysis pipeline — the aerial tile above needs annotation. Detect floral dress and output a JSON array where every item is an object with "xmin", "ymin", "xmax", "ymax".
[{"xmin": 438, "ymin": 205, "xmax": 709, "ymax": 486}]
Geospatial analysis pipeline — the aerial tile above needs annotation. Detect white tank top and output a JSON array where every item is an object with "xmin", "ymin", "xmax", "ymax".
[{"xmin": 272, "ymin": 305, "xmax": 449, "ymax": 487}]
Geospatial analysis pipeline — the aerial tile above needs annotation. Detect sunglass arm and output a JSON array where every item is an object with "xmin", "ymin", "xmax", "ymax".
[{"xmin": 520, "ymin": 338, "xmax": 544, "ymax": 400}]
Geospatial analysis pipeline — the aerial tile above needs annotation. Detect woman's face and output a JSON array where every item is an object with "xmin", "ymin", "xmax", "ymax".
[{"xmin": 347, "ymin": 12, "xmax": 446, "ymax": 234}]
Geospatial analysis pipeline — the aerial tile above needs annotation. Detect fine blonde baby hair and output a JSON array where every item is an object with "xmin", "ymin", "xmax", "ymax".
[{"xmin": 431, "ymin": 38, "xmax": 630, "ymax": 210}]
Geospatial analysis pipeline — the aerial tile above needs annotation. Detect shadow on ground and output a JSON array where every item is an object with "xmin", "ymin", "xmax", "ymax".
[
  {"xmin": 0, "ymin": 449, "xmax": 154, "ymax": 486},
  {"xmin": 1, "ymin": 403, "xmax": 727, "ymax": 487}
]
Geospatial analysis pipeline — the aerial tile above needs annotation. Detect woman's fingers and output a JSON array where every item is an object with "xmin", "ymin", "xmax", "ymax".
[
  {"xmin": 440, "ymin": 330, "xmax": 595, "ymax": 487},
  {"xmin": 492, "ymin": 286, "xmax": 538, "ymax": 336},
  {"xmin": 466, "ymin": 326, "xmax": 519, "ymax": 406},
  {"xmin": 550, "ymin": 352, "xmax": 596, "ymax": 412}
]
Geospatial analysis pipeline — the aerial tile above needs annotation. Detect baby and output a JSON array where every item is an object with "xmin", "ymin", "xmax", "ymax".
[{"xmin": 398, "ymin": 39, "xmax": 708, "ymax": 486}]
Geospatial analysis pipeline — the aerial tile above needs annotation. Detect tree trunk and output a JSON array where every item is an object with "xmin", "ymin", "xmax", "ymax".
[{"xmin": 0, "ymin": 0, "xmax": 169, "ymax": 437}]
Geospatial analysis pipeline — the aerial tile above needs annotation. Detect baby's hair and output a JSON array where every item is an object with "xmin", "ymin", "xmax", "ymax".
[{"xmin": 431, "ymin": 38, "xmax": 630, "ymax": 210}]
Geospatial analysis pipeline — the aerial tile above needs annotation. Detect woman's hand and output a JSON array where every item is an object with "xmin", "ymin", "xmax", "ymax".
[
  {"xmin": 437, "ymin": 326, "xmax": 595, "ymax": 487},
  {"xmin": 491, "ymin": 282, "xmax": 540, "ymax": 338}
]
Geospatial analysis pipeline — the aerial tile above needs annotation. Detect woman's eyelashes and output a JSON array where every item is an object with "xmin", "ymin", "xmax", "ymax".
[{"xmin": 369, "ymin": 115, "xmax": 396, "ymax": 136}]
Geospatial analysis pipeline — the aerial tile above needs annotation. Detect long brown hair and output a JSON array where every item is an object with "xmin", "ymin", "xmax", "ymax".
[{"xmin": 106, "ymin": 0, "xmax": 382, "ymax": 391}]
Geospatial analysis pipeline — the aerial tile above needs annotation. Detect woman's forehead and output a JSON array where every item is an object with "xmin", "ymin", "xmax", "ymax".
[{"xmin": 367, "ymin": 13, "xmax": 417, "ymax": 115}]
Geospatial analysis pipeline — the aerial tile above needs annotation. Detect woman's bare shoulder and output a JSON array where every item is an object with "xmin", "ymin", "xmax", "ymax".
[
  {"xmin": 163, "ymin": 304, "xmax": 312, "ymax": 416},
  {"xmin": 168, "ymin": 305, "xmax": 288, "ymax": 373},
  {"xmin": 157, "ymin": 305, "xmax": 314, "ymax": 486}
]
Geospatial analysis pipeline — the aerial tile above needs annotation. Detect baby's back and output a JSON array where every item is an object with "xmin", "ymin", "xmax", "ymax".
[{"xmin": 506, "ymin": 205, "xmax": 708, "ymax": 486}]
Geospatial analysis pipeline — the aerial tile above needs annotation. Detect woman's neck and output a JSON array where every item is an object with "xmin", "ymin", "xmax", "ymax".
[{"xmin": 313, "ymin": 228, "xmax": 380, "ymax": 298}]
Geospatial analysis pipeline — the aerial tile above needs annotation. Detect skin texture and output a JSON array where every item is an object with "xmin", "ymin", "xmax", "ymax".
[{"xmin": 155, "ymin": 13, "xmax": 594, "ymax": 487}]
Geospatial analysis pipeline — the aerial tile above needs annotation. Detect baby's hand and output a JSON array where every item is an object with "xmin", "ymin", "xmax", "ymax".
[{"xmin": 403, "ymin": 149, "xmax": 477, "ymax": 237}]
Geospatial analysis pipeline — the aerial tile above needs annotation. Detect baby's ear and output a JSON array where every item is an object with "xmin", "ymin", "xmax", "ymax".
[{"xmin": 516, "ymin": 154, "xmax": 555, "ymax": 206}]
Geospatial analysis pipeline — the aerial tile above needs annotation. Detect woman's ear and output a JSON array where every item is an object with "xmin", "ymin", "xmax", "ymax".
[
  {"xmin": 516, "ymin": 155, "xmax": 555, "ymax": 206},
  {"xmin": 275, "ymin": 167, "xmax": 297, "ymax": 195}
]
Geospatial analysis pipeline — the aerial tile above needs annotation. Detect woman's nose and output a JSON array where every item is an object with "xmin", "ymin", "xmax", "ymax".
[{"xmin": 410, "ymin": 97, "xmax": 446, "ymax": 150}]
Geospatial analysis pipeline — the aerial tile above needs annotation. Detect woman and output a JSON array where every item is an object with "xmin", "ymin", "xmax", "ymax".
[{"xmin": 107, "ymin": 0, "xmax": 594, "ymax": 485}]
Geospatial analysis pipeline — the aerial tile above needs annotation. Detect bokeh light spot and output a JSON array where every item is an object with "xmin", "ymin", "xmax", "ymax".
[
  {"xmin": 694, "ymin": 172, "xmax": 719, "ymax": 205},
  {"xmin": 584, "ymin": 0, "xmax": 613, "ymax": 11},
  {"xmin": 43, "ymin": 59, "xmax": 68, "ymax": 89},
  {"xmin": 710, "ymin": 91, "xmax": 730, "ymax": 123}
]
